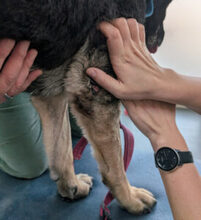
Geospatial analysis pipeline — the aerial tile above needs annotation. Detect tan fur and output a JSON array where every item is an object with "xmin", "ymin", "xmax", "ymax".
[
  {"xmin": 32, "ymin": 95, "xmax": 92, "ymax": 199},
  {"xmin": 31, "ymin": 40, "xmax": 156, "ymax": 214}
]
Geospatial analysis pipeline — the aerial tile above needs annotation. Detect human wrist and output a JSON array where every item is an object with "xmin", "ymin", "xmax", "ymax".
[
  {"xmin": 156, "ymin": 69, "xmax": 201, "ymax": 114},
  {"xmin": 146, "ymin": 67, "xmax": 169, "ymax": 100},
  {"xmin": 153, "ymin": 68, "xmax": 197, "ymax": 108},
  {"xmin": 149, "ymin": 127, "xmax": 188, "ymax": 152},
  {"xmin": 153, "ymin": 68, "xmax": 182, "ymax": 103}
]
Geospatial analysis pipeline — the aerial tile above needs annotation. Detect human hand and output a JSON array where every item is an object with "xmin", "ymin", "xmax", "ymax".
[
  {"xmin": 123, "ymin": 100, "xmax": 187, "ymax": 152},
  {"xmin": 86, "ymin": 18, "xmax": 168, "ymax": 100},
  {"xmin": 0, "ymin": 39, "xmax": 42, "ymax": 103}
]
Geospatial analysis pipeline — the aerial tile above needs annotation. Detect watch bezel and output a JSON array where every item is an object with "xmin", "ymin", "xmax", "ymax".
[{"xmin": 155, "ymin": 147, "xmax": 181, "ymax": 171}]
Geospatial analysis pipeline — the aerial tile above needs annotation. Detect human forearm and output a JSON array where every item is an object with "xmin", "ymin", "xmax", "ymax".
[
  {"xmin": 161, "ymin": 164, "xmax": 201, "ymax": 220},
  {"xmin": 154, "ymin": 69, "xmax": 201, "ymax": 114},
  {"xmin": 150, "ymin": 132, "xmax": 201, "ymax": 220},
  {"xmin": 125, "ymin": 99, "xmax": 201, "ymax": 219},
  {"xmin": 150, "ymin": 124, "xmax": 188, "ymax": 153}
]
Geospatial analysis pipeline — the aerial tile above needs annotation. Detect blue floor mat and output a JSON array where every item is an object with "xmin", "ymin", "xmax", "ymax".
[{"xmin": 0, "ymin": 135, "xmax": 201, "ymax": 220}]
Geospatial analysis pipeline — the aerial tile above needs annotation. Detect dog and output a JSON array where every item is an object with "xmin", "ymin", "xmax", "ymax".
[
  {"xmin": 0, "ymin": 0, "xmax": 171, "ymax": 215},
  {"xmin": 145, "ymin": 0, "xmax": 172, "ymax": 53}
]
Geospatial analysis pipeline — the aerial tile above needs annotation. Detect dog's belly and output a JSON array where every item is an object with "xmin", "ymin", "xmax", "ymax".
[
  {"xmin": 0, "ymin": 0, "xmax": 145, "ymax": 70},
  {"xmin": 0, "ymin": 0, "xmax": 146, "ymax": 99},
  {"xmin": 28, "ymin": 39, "xmax": 116, "ymax": 108}
]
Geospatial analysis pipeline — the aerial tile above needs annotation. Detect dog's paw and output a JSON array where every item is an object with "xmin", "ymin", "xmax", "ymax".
[
  {"xmin": 57, "ymin": 173, "xmax": 93, "ymax": 200},
  {"xmin": 120, "ymin": 186, "xmax": 157, "ymax": 215},
  {"xmin": 77, "ymin": 173, "xmax": 93, "ymax": 188}
]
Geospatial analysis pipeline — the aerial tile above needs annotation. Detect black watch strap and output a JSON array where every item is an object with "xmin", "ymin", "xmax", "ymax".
[{"xmin": 177, "ymin": 151, "xmax": 194, "ymax": 165}]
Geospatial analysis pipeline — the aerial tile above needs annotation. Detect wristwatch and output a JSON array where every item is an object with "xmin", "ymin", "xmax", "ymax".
[{"xmin": 154, "ymin": 147, "xmax": 194, "ymax": 171}]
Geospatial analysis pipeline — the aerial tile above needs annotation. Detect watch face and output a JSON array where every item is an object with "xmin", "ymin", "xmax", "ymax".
[{"xmin": 155, "ymin": 147, "xmax": 179, "ymax": 171}]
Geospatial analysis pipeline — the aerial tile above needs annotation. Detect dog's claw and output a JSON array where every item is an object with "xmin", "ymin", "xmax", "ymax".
[
  {"xmin": 72, "ymin": 186, "xmax": 78, "ymax": 196},
  {"xmin": 142, "ymin": 207, "xmax": 151, "ymax": 214}
]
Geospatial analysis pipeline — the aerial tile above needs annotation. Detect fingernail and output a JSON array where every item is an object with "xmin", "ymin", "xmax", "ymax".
[{"xmin": 87, "ymin": 69, "xmax": 96, "ymax": 77}]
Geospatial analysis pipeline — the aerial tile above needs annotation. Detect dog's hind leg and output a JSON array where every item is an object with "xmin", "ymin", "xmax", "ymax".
[
  {"xmin": 31, "ymin": 95, "xmax": 92, "ymax": 200},
  {"xmin": 70, "ymin": 95, "xmax": 156, "ymax": 214},
  {"xmin": 64, "ymin": 39, "xmax": 156, "ymax": 214}
]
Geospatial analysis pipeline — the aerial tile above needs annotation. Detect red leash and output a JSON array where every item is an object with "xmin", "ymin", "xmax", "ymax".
[
  {"xmin": 73, "ymin": 123, "xmax": 135, "ymax": 220},
  {"xmin": 73, "ymin": 137, "xmax": 88, "ymax": 160}
]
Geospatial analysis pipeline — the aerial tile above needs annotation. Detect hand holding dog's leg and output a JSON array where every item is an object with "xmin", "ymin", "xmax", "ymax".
[{"xmin": 32, "ymin": 95, "xmax": 92, "ymax": 200}]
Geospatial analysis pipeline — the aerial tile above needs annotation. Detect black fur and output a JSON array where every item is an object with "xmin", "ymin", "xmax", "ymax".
[
  {"xmin": 145, "ymin": 0, "xmax": 172, "ymax": 52},
  {"xmin": 0, "ymin": 0, "xmax": 145, "ymax": 70},
  {"xmin": 0, "ymin": 0, "xmax": 171, "ymax": 96}
]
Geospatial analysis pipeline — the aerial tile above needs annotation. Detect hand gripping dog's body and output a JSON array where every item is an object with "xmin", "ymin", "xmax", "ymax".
[{"xmin": 0, "ymin": 0, "xmax": 171, "ymax": 215}]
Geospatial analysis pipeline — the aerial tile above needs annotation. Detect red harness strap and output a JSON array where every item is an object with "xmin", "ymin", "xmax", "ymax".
[{"xmin": 73, "ymin": 123, "xmax": 135, "ymax": 220}]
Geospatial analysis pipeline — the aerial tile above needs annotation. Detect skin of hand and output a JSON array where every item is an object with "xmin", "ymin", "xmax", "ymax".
[
  {"xmin": 86, "ymin": 18, "xmax": 168, "ymax": 100},
  {"xmin": 122, "ymin": 99, "xmax": 187, "ymax": 152},
  {"xmin": 0, "ymin": 39, "xmax": 42, "ymax": 103},
  {"xmin": 86, "ymin": 18, "xmax": 201, "ymax": 114}
]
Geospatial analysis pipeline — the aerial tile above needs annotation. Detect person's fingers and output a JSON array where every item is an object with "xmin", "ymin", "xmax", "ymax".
[
  {"xmin": 8, "ymin": 49, "xmax": 39, "ymax": 95},
  {"xmin": 111, "ymin": 18, "xmax": 132, "ymax": 44},
  {"xmin": 126, "ymin": 19, "xmax": 150, "ymax": 62},
  {"xmin": 138, "ymin": 23, "xmax": 146, "ymax": 45},
  {"xmin": 19, "ymin": 69, "xmax": 42, "ymax": 92},
  {"xmin": 138, "ymin": 23, "xmax": 154, "ymax": 58},
  {"xmin": 98, "ymin": 21, "xmax": 124, "ymax": 58},
  {"xmin": 8, "ymin": 69, "xmax": 42, "ymax": 96},
  {"xmin": 14, "ymin": 50, "xmax": 37, "ymax": 89},
  {"xmin": 0, "ymin": 39, "xmax": 15, "ymax": 69},
  {"xmin": 138, "ymin": 24, "xmax": 159, "ymax": 65},
  {"xmin": 128, "ymin": 22, "xmax": 157, "ymax": 66},
  {"xmin": 0, "ymin": 41, "xmax": 30, "ymax": 91},
  {"xmin": 86, "ymin": 67, "xmax": 125, "ymax": 98},
  {"xmin": 127, "ymin": 19, "xmax": 141, "ymax": 44}
]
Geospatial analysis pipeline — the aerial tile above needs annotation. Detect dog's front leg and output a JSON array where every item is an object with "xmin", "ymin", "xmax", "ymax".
[
  {"xmin": 31, "ymin": 95, "xmax": 92, "ymax": 200},
  {"xmin": 70, "ymin": 100, "xmax": 156, "ymax": 215}
]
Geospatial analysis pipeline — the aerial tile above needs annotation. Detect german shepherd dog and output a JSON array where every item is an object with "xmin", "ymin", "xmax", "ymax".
[{"xmin": 0, "ymin": 0, "xmax": 171, "ymax": 215}]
